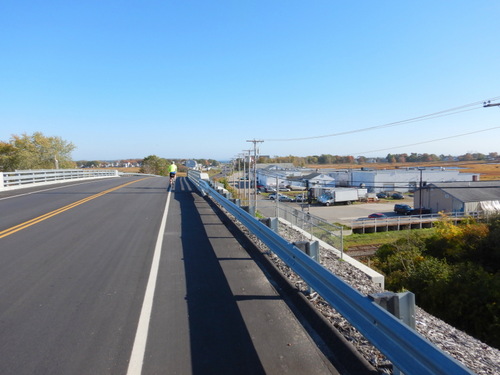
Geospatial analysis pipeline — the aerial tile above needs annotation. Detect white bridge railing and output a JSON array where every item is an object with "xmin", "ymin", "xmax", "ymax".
[{"xmin": 0, "ymin": 169, "xmax": 119, "ymax": 191}]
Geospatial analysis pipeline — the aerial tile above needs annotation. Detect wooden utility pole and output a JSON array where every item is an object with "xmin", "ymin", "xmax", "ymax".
[{"xmin": 246, "ymin": 139, "xmax": 264, "ymax": 211}]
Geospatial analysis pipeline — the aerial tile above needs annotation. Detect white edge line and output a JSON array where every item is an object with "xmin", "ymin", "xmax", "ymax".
[
  {"xmin": 126, "ymin": 187, "xmax": 172, "ymax": 375},
  {"xmin": 0, "ymin": 180, "xmax": 98, "ymax": 201}
]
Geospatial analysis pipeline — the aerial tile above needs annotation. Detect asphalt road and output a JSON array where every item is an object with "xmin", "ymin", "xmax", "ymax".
[{"xmin": 0, "ymin": 177, "xmax": 341, "ymax": 374}]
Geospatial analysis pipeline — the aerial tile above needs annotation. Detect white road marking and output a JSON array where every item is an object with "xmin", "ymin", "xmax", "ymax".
[
  {"xmin": 0, "ymin": 181, "xmax": 97, "ymax": 200},
  {"xmin": 126, "ymin": 187, "xmax": 172, "ymax": 375}
]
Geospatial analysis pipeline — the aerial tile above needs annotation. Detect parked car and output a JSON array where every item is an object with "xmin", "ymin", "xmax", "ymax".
[
  {"xmin": 295, "ymin": 194, "xmax": 307, "ymax": 202},
  {"xmin": 279, "ymin": 188, "xmax": 291, "ymax": 192},
  {"xmin": 391, "ymin": 192, "xmax": 404, "ymax": 199},
  {"xmin": 368, "ymin": 213, "xmax": 386, "ymax": 218},
  {"xmin": 268, "ymin": 193, "xmax": 293, "ymax": 202},
  {"xmin": 394, "ymin": 204, "xmax": 412, "ymax": 215},
  {"xmin": 376, "ymin": 192, "xmax": 388, "ymax": 199}
]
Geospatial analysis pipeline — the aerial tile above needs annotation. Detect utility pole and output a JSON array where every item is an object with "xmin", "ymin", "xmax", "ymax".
[
  {"xmin": 237, "ymin": 153, "xmax": 244, "ymax": 201},
  {"xmin": 246, "ymin": 139, "xmax": 264, "ymax": 212},
  {"xmin": 242, "ymin": 149, "xmax": 252, "ymax": 206},
  {"xmin": 419, "ymin": 168, "xmax": 424, "ymax": 211}
]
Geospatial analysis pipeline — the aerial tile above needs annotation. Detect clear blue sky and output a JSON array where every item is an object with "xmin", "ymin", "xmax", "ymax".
[{"xmin": 1, "ymin": 1, "xmax": 499, "ymax": 161}]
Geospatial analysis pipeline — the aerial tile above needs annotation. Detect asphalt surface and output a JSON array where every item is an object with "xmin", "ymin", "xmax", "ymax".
[
  {"xmin": 256, "ymin": 194, "xmax": 415, "ymax": 225},
  {"xmin": 0, "ymin": 177, "xmax": 341, "ymax": 374}
]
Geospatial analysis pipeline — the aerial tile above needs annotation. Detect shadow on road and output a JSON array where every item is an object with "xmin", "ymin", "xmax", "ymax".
[{"xmin": 175, "ymin": 178, "xmax": 267, "ymax": 375}]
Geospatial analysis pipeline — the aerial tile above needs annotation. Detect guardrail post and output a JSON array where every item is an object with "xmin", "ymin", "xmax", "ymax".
[
  {"xmin": 369, "ymin": 291, "xmax": 415, "ymax": 329},
  {"xmin": 259, "ymin": 217, "xmax": 278, "ymax": 233},
  {"xmin": 369, "ymin": 291, "xmax": 416, "ymax": 375},
  {"xmin": 293, "ymin": 240, "xmax": 320, "ymax": 295}
]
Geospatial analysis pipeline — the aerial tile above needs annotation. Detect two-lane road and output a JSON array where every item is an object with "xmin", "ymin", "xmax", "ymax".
[{"xmin": 0, "ymin": 177, "xmax": 342, "ymax": 374}]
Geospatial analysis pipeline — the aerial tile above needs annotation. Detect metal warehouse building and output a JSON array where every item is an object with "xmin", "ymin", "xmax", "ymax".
[
  {"xmin": 346, "ymin": 168, "xmax": 479, "ymax": 193},
  {"xmin": 415, "ymin": 181, "xmax": 500, "ymax": 215}
]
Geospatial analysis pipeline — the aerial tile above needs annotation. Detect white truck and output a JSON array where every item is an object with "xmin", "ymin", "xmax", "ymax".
[{"xmin": 317, "ymin": 189, "xmax": 360, "ymax": 206}]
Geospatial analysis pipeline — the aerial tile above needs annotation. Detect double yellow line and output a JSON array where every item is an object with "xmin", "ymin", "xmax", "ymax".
[{"xmin": 0, "ymin": 178, "xmax": 149, "ymax": 239}]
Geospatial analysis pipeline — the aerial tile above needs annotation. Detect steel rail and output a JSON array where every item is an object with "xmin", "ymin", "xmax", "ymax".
[{"xmin": 187, "ymin": 169, "xmax": 476, "ymax": 375}]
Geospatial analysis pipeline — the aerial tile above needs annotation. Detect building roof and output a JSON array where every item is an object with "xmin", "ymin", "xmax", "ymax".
[
  {"xmin": 426, "ymin": 181, "xmax": 500, "ymax": 203},
  {"xmin": 257, "ymin": 163, "xmax": 297, "ymax": 170},
  {"xmin": 301, "ymin": 173, "xmax": 335, "ymax": 181}
]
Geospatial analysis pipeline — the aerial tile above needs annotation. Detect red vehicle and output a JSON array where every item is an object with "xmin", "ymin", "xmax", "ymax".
[{"xmin": 368, "ymin": 213, "xmax": 386, "ymax": 218}]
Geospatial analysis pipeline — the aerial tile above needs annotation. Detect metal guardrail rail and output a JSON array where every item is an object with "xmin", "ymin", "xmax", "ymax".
[
  {"xmin": 0, "ymin": 169, "xmax": 120, "ymax": 191},
  {"xmin": 351, "ymin": 212, "xmax": 484, "ymax": 234},
  {"xmin": 352, "ymin": 211, "xmax": 479, "ymax": 227},
  {"xmin": 188, "ymin": 169, "xmax": 475, "ymax": 375}
]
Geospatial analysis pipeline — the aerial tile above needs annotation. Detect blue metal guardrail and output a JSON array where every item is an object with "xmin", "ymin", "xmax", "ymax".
[{"xmin": 187, "ymin": 169, "xmax": 475, "ymax": 375}]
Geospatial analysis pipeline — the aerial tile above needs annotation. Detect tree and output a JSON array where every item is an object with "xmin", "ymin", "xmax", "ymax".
[
  {"xmin": 373, "ymin": 232, "xmax": 428, "ymax": 291},
  {"xmin": 0, "ymin": 141, "xmax": 18, "ymax": 171},
  {"xmin": 0, "ymin": 132, "xmax": 76, "ymax": 171},
  {"xmin": 426, "ymin": 214, "xmax": 489, "ymax": 264},
  {"xmin": 386, "ymin": 154, "xmax": 396, "ymax": 163},
  {"xmin": 318, "ymin": 154, "xmax": 333, "ymax": 164},
  {"xmin": 140, "ymin": 155, "xmax": 168, "ymax": 176}
]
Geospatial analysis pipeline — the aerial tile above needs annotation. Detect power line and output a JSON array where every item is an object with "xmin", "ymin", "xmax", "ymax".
[
  {"xmin": 354, "ymin": 126, "xmax": 500, "ymax": 155},
  {"xmin": 264, "ymin": 96, "xmax": 500, "ymax": 142},
  {"xmin": 483, "ymin": 101, "xmax": 500, "ymax": 108}
]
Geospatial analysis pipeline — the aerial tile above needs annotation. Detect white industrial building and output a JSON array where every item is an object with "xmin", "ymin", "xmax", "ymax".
[
  {"xmin": 256, "ymin": 165, "xmax": 306, "ymax": 190},
  {"xmin": 256, "ymin": 165, "xmax": 335, "ymax": 190},
  {"xmin": 341, "ymin": 168, "xmax": 479, "ymax": 193},
  {"xmin": 255, "ymin": 164, "xmax": 480, "ymax": 196}
]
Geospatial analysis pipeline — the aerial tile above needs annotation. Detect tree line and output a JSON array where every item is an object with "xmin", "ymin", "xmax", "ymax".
[
  {"xmin": 373, "ymin": 215, "xmax": 500, "ymax": 349},
  {"xmin": 0, "ymin": 132, "xmax": 220, "ymax": 174},
  {"xmin": 257, "ymin": 152, "xmax": 499, "ymax": 166}
]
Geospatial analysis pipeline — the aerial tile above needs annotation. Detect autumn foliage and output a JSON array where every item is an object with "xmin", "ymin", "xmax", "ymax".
[{"xmin": 374, "ymin": 214, "xmax": 500, "ymax": 348}]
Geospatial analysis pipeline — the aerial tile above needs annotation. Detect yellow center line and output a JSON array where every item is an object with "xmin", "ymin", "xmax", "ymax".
[{"xmin": 0, "ymin": 178, "xmax": 150, "ymax": 239}]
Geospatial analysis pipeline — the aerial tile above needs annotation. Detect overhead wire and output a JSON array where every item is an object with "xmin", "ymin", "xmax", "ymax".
[
  {"xmin": 354, "ymin": 126, "xmax": 500, "ymax": 155},
  {"xmin": 263, "ymin": 96, "xmax": 500, "ymax": 142}
]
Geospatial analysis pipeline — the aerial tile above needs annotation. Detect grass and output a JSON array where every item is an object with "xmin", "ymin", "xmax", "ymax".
[{"xmin": 343, "ymin": 228, "xmax": 436, "ymax": 250}]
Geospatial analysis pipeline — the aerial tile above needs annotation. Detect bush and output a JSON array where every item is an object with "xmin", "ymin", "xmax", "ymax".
[{"xmin": 373, "ymin": 217, "xmax": 500, "ymax": 348}]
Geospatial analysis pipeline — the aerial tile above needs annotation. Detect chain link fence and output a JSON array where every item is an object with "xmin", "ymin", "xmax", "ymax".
[{"xmin": 256, "ymin": 202, "xmax": 344, "ymax": 252}]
